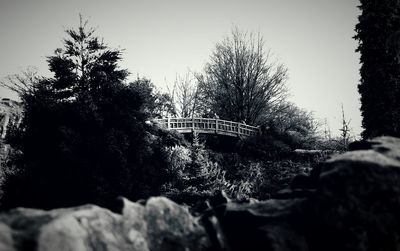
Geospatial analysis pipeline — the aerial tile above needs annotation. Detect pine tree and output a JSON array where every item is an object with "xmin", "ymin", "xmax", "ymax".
[
  {"xmin": 187, "ymin": 131, "xmax": 208, "ymax": 187},
  {"xmin": 47, "ymin": 15, "xmax": 128, "ymax": 100},
  {"xmin": 354, "ymin": 0, "xmax": 400, "ymax": 138},
  {"xmin": 1, "ymin": 17, "xmax": 166, "ymax": 209}
]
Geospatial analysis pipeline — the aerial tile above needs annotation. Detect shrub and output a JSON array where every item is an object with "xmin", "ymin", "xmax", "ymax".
[
  {"xmin": 237, "ymin": 135, "xmax": 293, "ymax": 161},
  {"xmin": 160, "ymin": 132, "xmax": 261, "ymax": 204}
]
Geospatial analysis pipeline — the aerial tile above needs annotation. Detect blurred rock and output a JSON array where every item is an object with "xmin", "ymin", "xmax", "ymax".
[
  {"xmin": 144, "ymin": 197, "xmax": 210, "ymax": 251},
  {"xmin": 312, "ymin": 136, "xmax": 400, "ymax": 250},
  {"xmin": 218, "ymin": 198, "xmax": 309, "ymax": 251},
  {"xmin": 211, "ymin": 136, "xmax": 400, "ymax": 250},
  {"xmin": 0, "ymin": 222, "xmax": 14, "ymax": 251},
  {"xmin": 0, "ymin": 197, "xmax": 211, "ymax": 251}
]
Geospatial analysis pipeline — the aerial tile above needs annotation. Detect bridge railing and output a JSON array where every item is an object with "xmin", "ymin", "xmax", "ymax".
[{"xmin": 153, "ymin": 117, "xmax": 260, "ymax": 137}]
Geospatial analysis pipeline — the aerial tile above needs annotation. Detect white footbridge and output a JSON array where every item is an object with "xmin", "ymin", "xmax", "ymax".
[{"xmin": 153, "ymin": 117, "xmax": 260, "ymax": 137}]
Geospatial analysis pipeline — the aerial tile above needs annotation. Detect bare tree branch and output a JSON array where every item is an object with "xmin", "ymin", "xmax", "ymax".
[
  {"xmin": 197, "ymin": 27, "xmax": 288, "ymax": 125},
  {"xmin": 0, "ymin": 67, "xmax": 40, "ymax": 97}
]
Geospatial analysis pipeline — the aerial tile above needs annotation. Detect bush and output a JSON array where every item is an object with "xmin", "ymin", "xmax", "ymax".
[
  {"xmin": 161, "ymin": 133, "xmax": 227, "ymax": 204},
  {"xmin": 161, "ymin": 133, "xmax": 259, "ymax": 204},
  {"xmin": 237, "ymin": 135, "xmax": 293, "ymax": 161},
  {"xmin": 159, "ymin": 132, "xmax": 313, "ymax": 204}
]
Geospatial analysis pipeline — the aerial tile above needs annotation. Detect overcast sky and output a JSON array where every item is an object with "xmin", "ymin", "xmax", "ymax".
[{"xmin": 0, "ymin": 0, "xmax": 361, "ymax": 136}]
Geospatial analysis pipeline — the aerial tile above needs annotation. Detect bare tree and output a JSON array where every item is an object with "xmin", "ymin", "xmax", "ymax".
[
  {"xmin": 0, "ymin": 67, "xmax": 40, "ymax": 97},
  {"xmin": 168, "ymin": 72, "xmax": 200, "ymax": 118},
  {"xmin": 323, "ymin": 118, "xmax": 332, "ymax": 141},
  {"xmin": 339, "ymin": 104, "xmax": 352, "ymax": 150},
  {"xmin": 197, "ymin": 27, "xmax": 288, "ymax": 125}
]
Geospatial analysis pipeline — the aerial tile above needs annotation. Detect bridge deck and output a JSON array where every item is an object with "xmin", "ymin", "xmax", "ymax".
[{"xmin": 153, "ymin": 117, "xmax": 259, "ymax": 137}]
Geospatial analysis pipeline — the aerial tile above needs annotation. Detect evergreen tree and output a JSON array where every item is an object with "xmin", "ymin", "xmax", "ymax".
[
  {"xmin": 355, "ymin": 0, "xmax": 400, "ymax": 138},
  {"xmin": 47, "ymin": 15, "xmax": 128, "ymax": 100},
  {"xmin": 1, "ymin": 18, "xmax": 169, "ymax": 209},
  {"xmin": 160, "ymin": 131, "xmax": 230, "ymax": 204}
]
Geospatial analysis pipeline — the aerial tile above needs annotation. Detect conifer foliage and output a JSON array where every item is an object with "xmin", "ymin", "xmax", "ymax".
[
  {"xmin": 48, "ymin": 15, "xmax": 128, "ymax": 100},
  {"xmin": 1, "ymin": 17, "xmax": 169, "ymax": 209},
  {"xmin": 355, "ymin": 0, "xmax": 400, "ymax": 138}
]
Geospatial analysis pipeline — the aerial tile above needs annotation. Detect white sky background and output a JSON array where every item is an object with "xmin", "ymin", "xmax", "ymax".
[{"xmin": 0, "ymin": 0, "xmax": 361, "ymax": 137}]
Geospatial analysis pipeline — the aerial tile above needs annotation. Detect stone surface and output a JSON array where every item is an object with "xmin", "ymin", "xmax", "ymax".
[
  {"xmin": 0, "ymin": 197, "xmax": 211, "ymax": 251},
  {"xmin": 209, "ymin": 136, "xmax": 400, "ymax": 251},
  {"xmin": 312, "ymin": 136, "xmax": 400, "ymax": 251},
  {"xmin": 217, "ymin": 199, "xmax": 309, "ymax": 251},
  {"xmin": 145, "ymin": 197, "xmax": 210, "ymax": 251},
  {"xmin": 0, "ymin": 222, "xmax": 15, "ymax": 251}
]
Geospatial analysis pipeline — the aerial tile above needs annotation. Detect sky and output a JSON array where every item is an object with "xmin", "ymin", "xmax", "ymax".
[{"xmin": 0, "ymin": 0, "xmax": 361, "ymax": 136}]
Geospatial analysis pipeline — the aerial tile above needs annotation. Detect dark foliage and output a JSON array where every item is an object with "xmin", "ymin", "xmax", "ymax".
[
  {"xmin": 2, "ymin": 79, "xmax": 176, "ymax": 210},
  {"xmin": 355, "ymin": 0, "xmax": 400, "ymax": 138},
  {"xmin": 236, "ymin": 123, "xmax": 320, "ymax": 161},
  {"xmin": 0, "ymin": 18, "xmax": 178, "ymax": 210},
  {"xmin": 237, "ymin": 135, "xmax": 292, "ymax": 161}
]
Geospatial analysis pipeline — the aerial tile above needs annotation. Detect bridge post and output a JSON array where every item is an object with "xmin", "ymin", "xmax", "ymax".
[
  {"xmin": 167, "ymin": 117, "xmax": 170, "ymax": 129},
  {"xmin": 215, "ymin": 119, "xmax": 219, "ymax": 134}
]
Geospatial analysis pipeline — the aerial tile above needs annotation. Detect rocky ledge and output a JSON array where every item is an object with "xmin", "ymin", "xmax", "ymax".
[{"xmin": 1, "ymin": 136, "xmax": 400, "ymax": 251}]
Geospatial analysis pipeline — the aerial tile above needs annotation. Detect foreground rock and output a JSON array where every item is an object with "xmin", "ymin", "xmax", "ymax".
[
  {"xmin": 208, "ymin": 136, "xmax": 400, "ymax": 251},
  {"xmin": 313, "ymin": 136, "xmax": 400, "ymax": 251},
  {"xmin": 0, "ymin": 197, "xmax": 211, "ymax": 251},
  {"xmin": 1, "ymin": 136, "xmax": 400, "ymax": 251}
]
